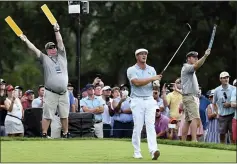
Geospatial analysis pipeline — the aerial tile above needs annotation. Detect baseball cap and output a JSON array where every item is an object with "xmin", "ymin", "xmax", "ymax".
[
  {"xmin": 0, "ymin": 79, "xmax": 6, "ymax": 84},
  {"xmin": 85, "ymin": 84, "xmax": 94, "ymax": 90},
  {"xmin": 209, "ymin": 89, "xmax": 215, "ymax": 97},
  {"xmin": 81, "ymin": 87, "xmax": 87, "ymax": 93},
  {"xmin": 15, "ymin": 86, "xmax": 23, "ymax": 90},
  {"xmin": 45, "ymin": 42, "xmax": 56, "ymax": 50},
  {"xmin": 102, "ymin": 86, "xmax": 111, "ymax": 91},
  {"xmin": 6, "ymin": 85, "xmax": 14, "ymax": 91},
  {"xmin": 220, "ymin": 71, "xmax": 230, "ymax": 78},
  {"xmin": 25, "ymin": 90, "xmax": 34, "ymax": 95},
  {"xmin": 186, "ymin": 51, "xmax": 198, "ymax": 58},
  {"xmin": 135, "ymin": 48, "xmax": 148, "ymax": 56},
  {"xmin": 233, "ymin": 79, "xmax": 237, "ymax": 86}
]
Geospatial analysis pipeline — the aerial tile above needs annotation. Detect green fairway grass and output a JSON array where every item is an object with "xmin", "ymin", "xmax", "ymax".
[{"xmin": 1, "ymin": 140, "xmax": 236, "ymax": 162}]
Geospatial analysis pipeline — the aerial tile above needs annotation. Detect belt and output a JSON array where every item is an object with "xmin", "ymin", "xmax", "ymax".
[
  {"xmin": 132, "ymin": 96, "xmax": 153, "ymax": 100},
  {"xmin": 114, "ymin": 120, "xmax": 133, "ymax": 124},
  {"xmin": 95, "ymin": 120, "xmax": 102, "ymax": 124},
  {"xmin": 183, "ymin": 94, "xmax": 199, "ymax": 97},
  {"xmin": 45, "ymin": 87, "xmax": 66, "ymax": 95}
]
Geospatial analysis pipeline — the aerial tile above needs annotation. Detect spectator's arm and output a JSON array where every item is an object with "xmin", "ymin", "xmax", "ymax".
[
  {"xmin": 207, "ymin": 105, "xmax": 217, "ymax": 119},
  {"xmin": 20, "ymin": 35, "xmax": 42, "ymax": 58},
  {"xmin": 231, "ymin": 91, "xmax": 236, "ymax": 108},
  {"xmin": 53, "ymin": 23, "xmax": 64, "ymax": 51},
  {"xmin": 81, "ymin": 106, "xmax": 96, "ymax": 113},
  {"xmin": 108, "ymin": 104, "xmax": 115, "ymax": 116},
  {"xmin": 94, "ymin": 106, "xmax": 104, "ymax": 114},
  {"xmin": 74, "ymin": 98, "xmax": 79, "ymax": 112},
  {"xmin": 4, "ymin": 99, "xmax": 14, "ymax": 112},
  {"xmin": 122, "ymin": 108, "xmax": 132, "ymax": 114}
]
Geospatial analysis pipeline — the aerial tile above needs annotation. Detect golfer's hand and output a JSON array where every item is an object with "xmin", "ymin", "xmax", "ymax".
[
  {"xmin": 53, "ymin": 23, "xmax": 60, "ymax": 31},
  {"xmin": 20, "ymin": 35, "xmax": 27, "ymax": 42},
  {"xmin": 153, "ymin": 75, "xmax": 162, "ymax": 81},
  {"xmin": 205, "ymin": 48, "xmax": 211, "ymax": 56}
]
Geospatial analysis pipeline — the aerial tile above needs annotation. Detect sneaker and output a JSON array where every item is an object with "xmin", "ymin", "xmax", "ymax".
[
  {"xmin": 62, "ymin": 132, "xmax": 72, "ymax": 138},
  {"xmin": 152, "ymin": 150, "xmax": 160, "ymax": 160},
  {"xmin": 41, "ymin": 133, "xmax": 52, "ymax": 139},
  {"xmin": 133, "ymin": 153, "xmax": 143, "ymax": 159}
]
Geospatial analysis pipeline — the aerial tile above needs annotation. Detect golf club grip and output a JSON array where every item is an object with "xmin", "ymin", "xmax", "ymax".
[{"xmin": 208, "ymin": 25, "xmax": 217, "ymax": 49}]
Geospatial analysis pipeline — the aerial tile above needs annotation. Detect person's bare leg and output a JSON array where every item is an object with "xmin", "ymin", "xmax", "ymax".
[
  {"xmin": 42, "ymin": 118, "xmax": 51, "ymax": 134},
  {"xmin": 182, "ymin": 121, "xmax": 190, "ymax": 141},
  {"xmin": 190, "ymin": 118, "xmax": 199, "ymax": 142},
  {"xmin": 61, "ymin": 118, "xmax": 68, "ymax": 134}
]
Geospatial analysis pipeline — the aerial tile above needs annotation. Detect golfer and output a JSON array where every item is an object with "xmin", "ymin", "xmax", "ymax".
[
  {"xmin": 20, "ymin": 23, "xmax": 70, "ymax": 138},
  {"xmin": 127, "ymin": 48, "xmax": 162, "ymax": 160},
  {"xmin": 181, "ymin": 49, "xmax": 211, "ymax": 142}
]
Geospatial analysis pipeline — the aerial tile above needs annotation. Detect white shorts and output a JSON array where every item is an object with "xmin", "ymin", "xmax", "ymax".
[{"xmin": 43, "ymin": 89, "xmax": 69, "ymax": 120}]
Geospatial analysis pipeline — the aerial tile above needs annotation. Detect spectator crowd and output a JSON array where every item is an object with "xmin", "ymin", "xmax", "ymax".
[{"xmin": 0, "ymin": 71, "xmax": 236, "ymax": 144}]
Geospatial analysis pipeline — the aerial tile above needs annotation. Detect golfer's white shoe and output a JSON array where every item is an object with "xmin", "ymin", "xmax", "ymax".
[{"xmin": 133, "ymin": 153, "xmax": 143, "ymax": 159}]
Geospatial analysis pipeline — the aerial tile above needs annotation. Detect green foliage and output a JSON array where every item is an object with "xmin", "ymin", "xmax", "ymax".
[{"xmin": 0, "ymin": 1, "xmax": 236, "ymax": 92}]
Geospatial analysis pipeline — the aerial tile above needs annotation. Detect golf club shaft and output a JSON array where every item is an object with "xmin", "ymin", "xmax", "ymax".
[
  {"xmin": 208, "ymin": 24, "xmax": 217, "ymax": 49},
  {"xmin": 160, "ymin": 30, "xmax": 191, "ymax": 75}
]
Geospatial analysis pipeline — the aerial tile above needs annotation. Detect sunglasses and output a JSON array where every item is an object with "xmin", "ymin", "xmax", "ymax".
[
  {"xmin": 48, "ymin": 45, "xmax": 56, "ymax": 49},
  {"xmin": 156, "ymin": 109, "xmax": 160, "ymax": 112},
  {"xmin": 153, "ymin": 92, "xmax": 158, "ymax": 95}
]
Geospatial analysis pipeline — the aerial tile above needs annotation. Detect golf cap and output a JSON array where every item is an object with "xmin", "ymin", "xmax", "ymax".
[
  {"xmin": 102, "ymin": 86, "xmax": 111, "ymax": 91},
  {"xmin": 0, "ymin": 79, "xmax": 6, "ymax": 84},
  {"xmin": 209, "ymin": 89, "xmax": 215, "ymax": 97},
  {"xmin": 45, "ymin": 42, "xmax": 56, "ymax": 50},
  {"xmin": 15, "ymin": 86, "xmax": 23, "ymax": 90},
  {"xmin": 220, "ymin": 71, "xmax": 230, "ymax": 78},
  {"xmin": 81, "ymin": 87, "xmax": 87, "ymax": 93},
  {"xmin": 135, "ymin": 48, "xmax": 148, "ymax": 56},
  {"xmin": 233, "ymin": 79, "xmax": 237, "ymax": 86},
  {"xmin": 85, "ymin": 84, "xmax": 94, "ymax": 90},
  {"xmin": 25, "ymin": 90, "xmax": 34, "ymax": 95},
  {"xmin": 186, "ymin": 51, "xmax": 198, "ymax": 58}
]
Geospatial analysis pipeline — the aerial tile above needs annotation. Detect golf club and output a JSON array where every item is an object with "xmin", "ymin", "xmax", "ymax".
[{"xmin": 160, "ymin": 23, "xmax": 192, "ymax": 75}]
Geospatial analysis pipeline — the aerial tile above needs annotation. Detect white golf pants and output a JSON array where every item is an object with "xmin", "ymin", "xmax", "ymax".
[{"xmin": 130, "ymin": 97, "xmax": 159, "ymax": 155}]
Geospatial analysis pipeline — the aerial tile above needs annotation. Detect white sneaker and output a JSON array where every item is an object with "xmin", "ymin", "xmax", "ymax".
[{"xmin": 133, "ymin": 153, "xmax": 143, "ymax": 159}]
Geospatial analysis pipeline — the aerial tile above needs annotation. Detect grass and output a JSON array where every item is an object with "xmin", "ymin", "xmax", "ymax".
[{"xmin": 1, "ymin": 139, "xmax": 236, "ymax": 163}]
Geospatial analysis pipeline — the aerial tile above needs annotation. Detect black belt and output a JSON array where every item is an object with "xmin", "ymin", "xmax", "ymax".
[
  {"xmin": 95, "ymin": 120, "xmax": 102, "ymax": 124},
  {"xmin": 114, "ymin": 120, "xmax": 133, "ymax": 124},
  {"xmin": 183, "ymin": 94, "xmax": 199, "ymax": 97},
  {"xmin": 45, "ymin": 87, "xmax": 66, "ymax": 95}
]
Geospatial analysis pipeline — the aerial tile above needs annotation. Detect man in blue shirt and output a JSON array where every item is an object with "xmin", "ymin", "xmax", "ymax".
[
  {"xmin": 80, "ymin": 84, "xmax": 105, "ymax": 138},
  {"xmin": 198, "ymin": 87, "xmax": 210, "ymax": 142},
  {"xmin": 213, "ymin": 71, "xmax": 235, "ymax": 144},
  {"xmin": 127, "ymin": 48, "xmax": 162, "ymax": 160}
]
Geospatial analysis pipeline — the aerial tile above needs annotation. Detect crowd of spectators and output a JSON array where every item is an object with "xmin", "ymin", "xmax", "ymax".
[{"xmin": 0, "ymin": 71, "xmax": 236, "ymax": 144}]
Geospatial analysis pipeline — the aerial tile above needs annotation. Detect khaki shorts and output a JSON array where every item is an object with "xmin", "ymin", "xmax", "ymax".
[
  {"xmin": 182, "ymin": 95, "xmax": 200, "ymax": 121},
  {"xmin": 43, "ymin": 89, "xmax": 69, "ymax": 120}
]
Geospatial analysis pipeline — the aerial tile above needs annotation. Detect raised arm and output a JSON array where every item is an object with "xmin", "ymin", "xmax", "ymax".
[
  {"xmin": 20, "ymin": 35, "xmax": 41, "ymax": 58},
  {"xmin": 193, "ymin": 49, "xmax": 211, "ymax": 71},
  {"xmin": 53, "ymin": 23, "xmax": 64, "ymax": 51}
]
